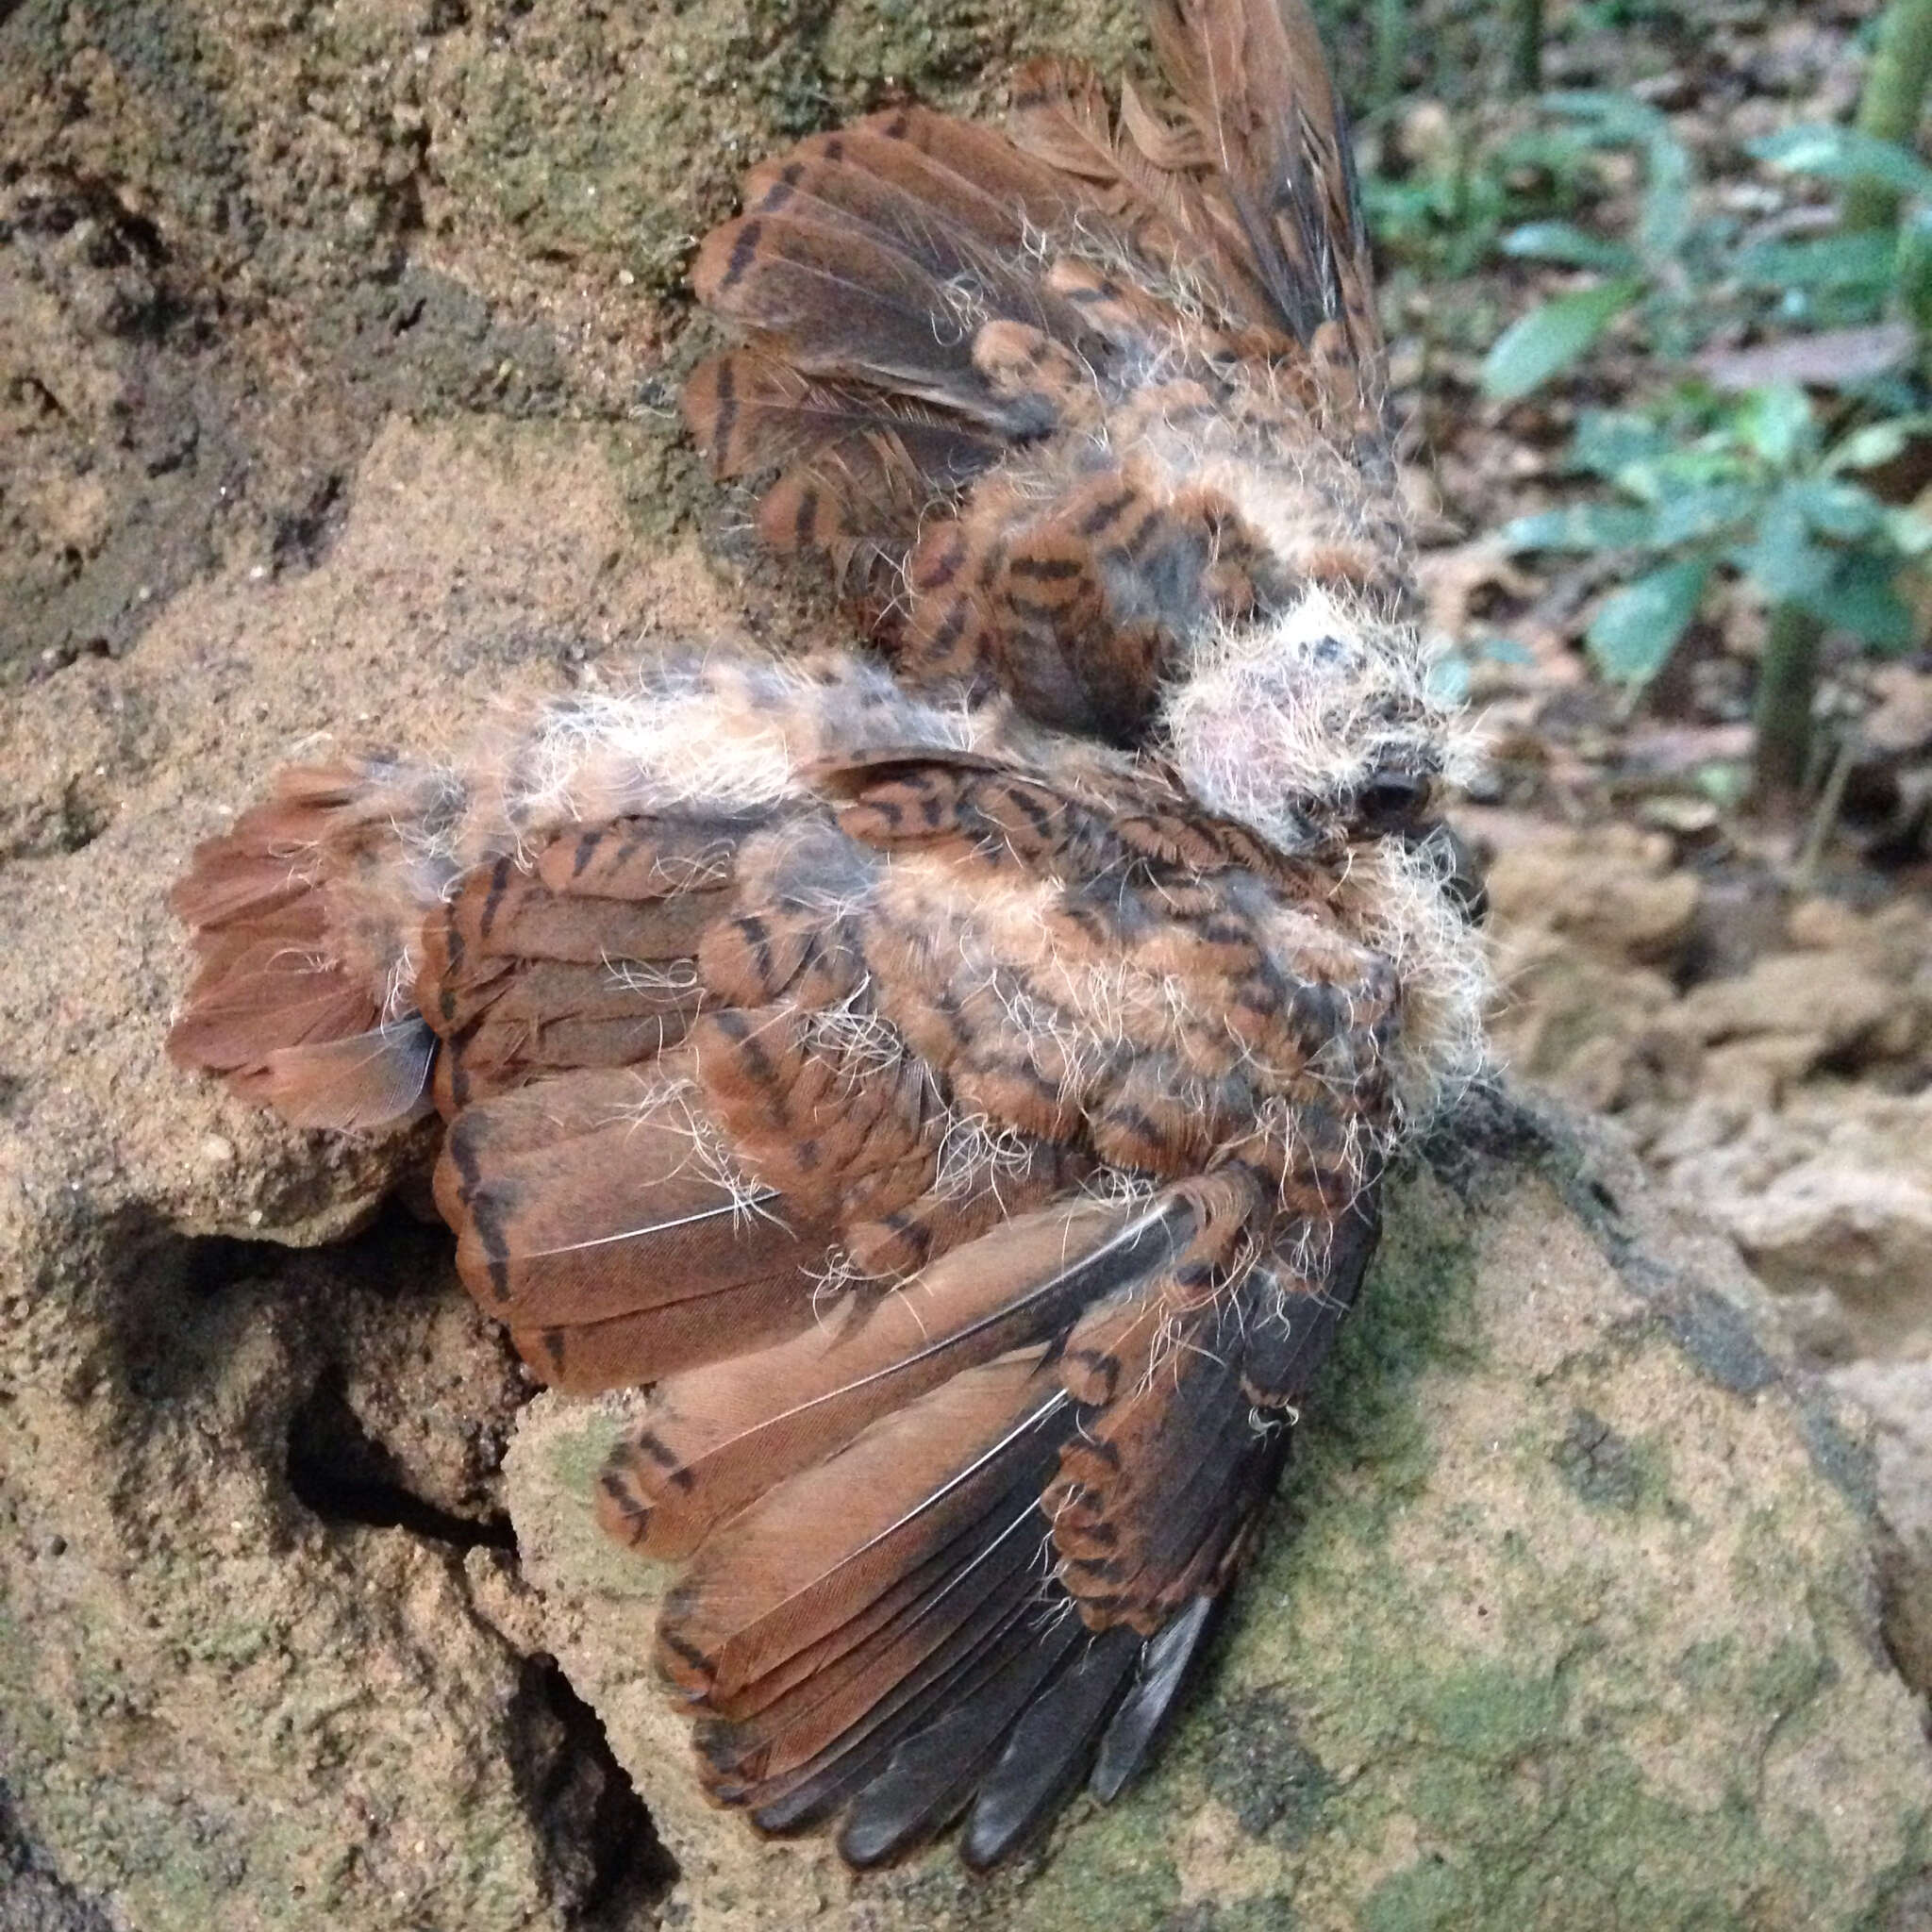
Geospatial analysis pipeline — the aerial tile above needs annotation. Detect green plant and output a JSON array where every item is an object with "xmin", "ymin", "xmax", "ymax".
[
  {"xmin": 1479, "ymin": 101, "xmax": 1932, "ymax": 395},
  {"xmin": 1510, "ymin": 0, "xmax": 1543, "ymax": 93},
  {"xmin": 1480, "ymin": 88, "xmax": 1932, "ymax": 799},
  {"xmin": 1478, "ymin": 92, "xmax": 1700, "ymax": 400},
  {"xmin": 1502, "ymin": 388, "xmax": 1919, "ymax": 690},
  {"xmin": 1748, "ymin": 124, "xmax": 1932, "ymax": 333},
  {"xmin": 1364, "ymin": 119, "xmax": 1602, "ymax": 283},
  {"xmin": 1844, "ymin": 0, "xmax": 1932, "ymax": 232}
]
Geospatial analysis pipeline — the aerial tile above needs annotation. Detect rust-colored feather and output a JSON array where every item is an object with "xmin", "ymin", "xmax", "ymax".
[
  {"xmin": 595, "ymin": 1195, "xmax": 1186, "ymax": 1562},
  {"xmin": 168, "ymin": 763, "xmax": 429, "ymax": 1130},
  {"xmin": 658, "ymin": 1351, "xmax": 1056, "ymax": 1704},
  {"xmin": 681, "ymin": 0, "xmax": 1396, "ymax": 737},
  {"xmin": 1145, "ymin": 0, "xmax": 1383, "ymax": 379}
]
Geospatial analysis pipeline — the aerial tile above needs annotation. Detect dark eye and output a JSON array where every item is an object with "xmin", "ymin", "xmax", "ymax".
[{"xmin": 1355, "ymin": 772, "xmax": 1430, "ymax": 827}]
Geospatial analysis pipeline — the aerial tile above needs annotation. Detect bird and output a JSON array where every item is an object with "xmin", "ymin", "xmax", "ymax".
[{"xmin": 166, "ymin": 0, "xmax": 1488, "ymax": 1875}]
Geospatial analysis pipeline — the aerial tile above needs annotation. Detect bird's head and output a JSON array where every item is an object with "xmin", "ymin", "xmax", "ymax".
[
  {"xmin": 1159, "ymin": 587, "xmax": 1478, "ymax": 858},
  {"xmin": 1156, "ymin": 585, "xmax": 1491, "ymax": 1122}
]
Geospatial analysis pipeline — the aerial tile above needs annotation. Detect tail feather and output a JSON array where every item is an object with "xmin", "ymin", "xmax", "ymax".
[
  {"xmin": 1008, "ymin": 56, "xmax": 1285, "ymax": 343},
  {"xmin": 658, "ymin": 1352, "xmax": 1059, "ymax": 1707},
  {"xmin": 168, "ymin": 763, "xmax": 433, "ymax": 1132},
  {"xmin": 683, "ymin": 352, "xmax": 1001, "ymax": 590},
  {"xmin": 693, "ymin": 214, "xmax": 1041, "ymax": 431},
  {"xmin": 737, "ymin": 150, "xmax": 1086, "ymax": 343},
  {"xmin": 683, "ymin": 353, "xmax": 1001, "ymax": 491},
  {"xmin": 1146, "ymin": 0, "xmax": 1381, "ymax": 368}
]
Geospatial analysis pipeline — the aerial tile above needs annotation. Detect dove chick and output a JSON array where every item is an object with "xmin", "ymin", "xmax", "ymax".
[{"xmin": 168, "ymin": 0, "xmax": 1488, "ymax": 1873}]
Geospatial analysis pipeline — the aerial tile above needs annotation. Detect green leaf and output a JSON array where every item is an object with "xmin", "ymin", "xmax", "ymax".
[
  {"xmin": 1886, "ymin": 503, "xmax": 1932, "ymax": 556},
  {"xmin": 1780, "ymin": 475, "xmax": 1885, "ymax": 541},
  {"xmin": 1500, "ymin": 222, "xmax": 1638, "ymax": 270},
  {"xmin": 1824, "ymin": 417, "xmax": 1932, "ymax": 473},
  {"xmin": 1694, "ymin": 760, "xmax": 1751, "ymax": 808},
  {"xmin": 1731, "ymin": 384, "xmax": 1813, "ymax": 466},
  {"xmin": 1571, "ymin": 409, "xmax": 1674, "ymax": 476},
  {"xmin": 1619, "ymin": 440, "xmax": 1748, "ymax": 504},
  {"xmin": 1636, "ymin": 132, "xmax": 1693, "ymax": 265},
  {"xmin": 1734, "ymin": 232, "xmax": 1896, "ymax": 294},
  {"xmin": 1732, "ymin": 488, "xmax": 1836, "ymax": 602},
  {"xmin": 1543, "ymin": 90, "xmax": 1669, "ymax": 145},
  {"xmin": 1494, "ymin": 124, "xmax": 1602, "ymax": 181},
  {"xmin": 1586, "ymin": 558, "xmax": 1711, "ymax": 684},
  {"xmin": 1501, "ymin": 502, "xmax": 1658, "ymax": 551},
  {"xmin": 1752, "ymin": 125, "xmax": 1932, "ymax": 200},
  {"xmin": 1895, "ymin": 205, "xmax": 1932, "ymax": 334},
  {"xmin": 1481, "ymin": 280, "xmax": 1643, "ymax": 400},
  {"xmin": 1799, "ymin": 552, "xmax": 1917, "ymax": 651},
  {"xmin": 1647, "ymin": 481, "xmax": 1758, "ymax": 546}
]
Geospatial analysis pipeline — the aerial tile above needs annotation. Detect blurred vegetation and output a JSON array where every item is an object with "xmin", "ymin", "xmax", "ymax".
[{"xmin": 1322, "ymin": 0, "xmax": 1932, "ymax": 813}]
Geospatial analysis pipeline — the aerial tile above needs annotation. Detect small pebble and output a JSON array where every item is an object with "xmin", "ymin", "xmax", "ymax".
[
  {"xmin": 199, "ymin": 1134, "xmax": 237, "ymax": 1168},
  {"xmin": 1637, "ymin": 795, "xmax": 1721, "ymax": 838}
]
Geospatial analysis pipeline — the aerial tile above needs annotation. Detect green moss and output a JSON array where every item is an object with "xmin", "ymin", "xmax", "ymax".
[
  {"xmin": 1294, "ymin": 1170, "xmax": 1486, "ymax": 1499},
  {"xmin": 1745, "ymin": 1634, "xmax": 1839, "ymax": 1722},
  {"xmin": 1201, "ymin": 1687, "xmax": 1337, "ymax": 1843},
  {"xmin": 1360, "ymin": 1739, "xmax": 1849, "ymax": 1932},
  {"xmin": 183, "ymin": 1616, "xmax": 278, "ymax": 1669},
  {"xmin": 542, "ymin": 1407, "xmax": 627, "ymax": 1497},
  {"xmin": 1011, "ymin": 1800, "xmax": 1181, "ymax": 1932},
  {"xmin": 1412, "ymin": 1660, "xmax": 1564, "ymax": 1765},
  {"xmin": 1179, "ymin": 1899, "xmax": 1304, "ymax": 1932},
  {"xmin": 1674, "ymin": 1635, "xmax": 1740, "ymax": 1692},
  {"xmin": 430, "ymin": 0, "xmax": 1162, "ymax": 304},
  {"xmin": 1549, "ymin": 1406, "xmax": 1672, "ymax": 1514},
  {"xmin": 1362, "ymin": 1852, "xmax": 1474, "ymax": 1932}
]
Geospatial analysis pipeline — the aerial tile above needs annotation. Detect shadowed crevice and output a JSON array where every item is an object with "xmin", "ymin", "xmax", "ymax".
[
  {"xmin": 286, "ymin": 1369, "xmax": 517, "ymax": 1551},
  {"xmin": 509, "ymin": 1654, "xmax": 679, "ymax": 1926}
]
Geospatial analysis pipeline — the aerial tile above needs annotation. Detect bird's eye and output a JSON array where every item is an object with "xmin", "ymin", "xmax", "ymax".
[{"xmin": 1355, "ymin": 772, "xmax": 1430, "ymax": 827}]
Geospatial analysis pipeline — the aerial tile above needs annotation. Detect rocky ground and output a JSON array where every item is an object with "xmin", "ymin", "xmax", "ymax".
[{"xmin": 2, "ymin": 0, "xmax": 1929, "ymax": 1926}]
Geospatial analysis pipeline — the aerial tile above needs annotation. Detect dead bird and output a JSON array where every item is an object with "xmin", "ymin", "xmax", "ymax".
[{"xmin": 168, "ymin": 0, "xmax": 1488, "ymax": 1873}]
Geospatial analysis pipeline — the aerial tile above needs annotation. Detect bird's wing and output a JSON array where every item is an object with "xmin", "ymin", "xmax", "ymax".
[
  {"xmin": 168, "ymin": 659, "xmax": 1398, "ymax": 1865},
  {"xmin": 1143, "ymin": 0, "xmax": 1381, "ymax": 362},
  {"xmin": 682, "ymin": 0, "xmax": 1394, "ymax": 742}
]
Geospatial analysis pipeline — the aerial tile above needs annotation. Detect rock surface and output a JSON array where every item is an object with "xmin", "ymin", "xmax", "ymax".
[
  {"xmin": 1479, "ymin": 808, "xmax": 1932, "ymax": 1377},
  {"xmin": 2, "ymin": 417, "xmax": 716, "ymax": 1932},
  {"xmin": 1663, "ymin": 1092, "xmax": 1932, "ymax": 1363}
]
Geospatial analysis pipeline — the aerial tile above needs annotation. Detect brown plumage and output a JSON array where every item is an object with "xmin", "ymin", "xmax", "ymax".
[
  {"xmin": 167, "ymin": 0, "xmax": 1489, "ymax": 1875},
  {"xmin": 683, "ymin": 0, "xmax": 1395, "ymax": 750}
]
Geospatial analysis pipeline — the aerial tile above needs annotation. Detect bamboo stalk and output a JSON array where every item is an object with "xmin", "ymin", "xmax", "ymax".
[
  {"xmin": 1847, "ymin": 0, "xmax": 1932, "ymax": 231},
  {"xmin": 1510, "ymin": 0, "xmax": 1543, "ymax": 94},
  {"xmin": 1754, "ymin": 602, "xmax": 1825, "ymax": 801},
  {"xmin": 1373, "ymin": 0, "xmax": 1407, "ymax": 107}
]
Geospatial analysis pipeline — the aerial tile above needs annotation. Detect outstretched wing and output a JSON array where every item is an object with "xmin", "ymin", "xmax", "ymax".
[
  {"xmin": 683, "ymin": 0, "xmax": 1399, "ymax": 743},
  {"xmin": 169, "ymin": 666, "xmax": 1398, "ymax": 1867}
]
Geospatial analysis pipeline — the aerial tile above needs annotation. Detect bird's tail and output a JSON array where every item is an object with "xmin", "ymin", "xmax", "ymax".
[{"xmin": 167, "ymin": 761, "xmax": 445, "ymax": 1131}]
